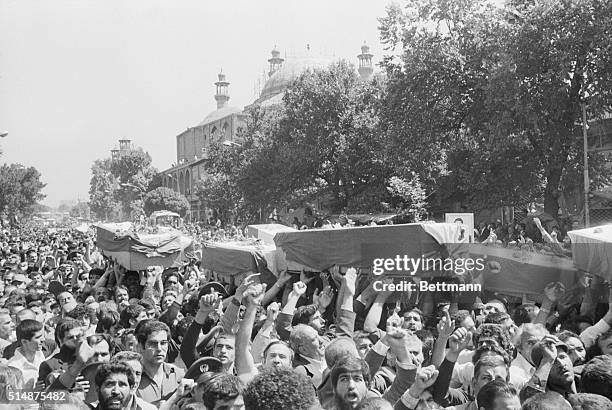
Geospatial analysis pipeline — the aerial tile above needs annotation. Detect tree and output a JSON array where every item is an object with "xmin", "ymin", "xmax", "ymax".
[
  {"xmin": 89, "ymin": 148, "xmax": 158, "ymax": 221},
  {"xmin": 240, "ymin": 61, "xmax": 390, "ymax": 213},
  {"xmin": 378, "ymin": 0, "xmax": 612, "ymax": 217},
  {"xmin": 0, "ymin": 164, "xmax": 46, "ymax": 219},
  {"xmin": 70, "ymin": 202, "xmax": 91, "ymax": 220},
  {"xmin": 89, "ymin": 158, "xmax": 120, "ymax": 221},
  {"xmin": 143, "ymin": 187, "xmax": 190, "ymax": 217},
  {"xmin": 387, "ymin": 175, "xmax": 428, "ymax": 221},
  {"xmin": 194, "ymin": 105, "xmax": 284, "ymax": 222}
]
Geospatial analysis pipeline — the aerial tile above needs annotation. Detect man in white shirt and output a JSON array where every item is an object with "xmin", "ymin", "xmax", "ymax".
[
  {"xmin": 7, "ymin": 319, "xmax": 46, "ymax": 390},
  {"xmin": 512, "ymin": 323, "xmax": 547, "ymax": 378}
]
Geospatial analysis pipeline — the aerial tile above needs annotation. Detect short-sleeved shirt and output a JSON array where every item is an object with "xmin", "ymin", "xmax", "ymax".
[{"xmin": 137, "ymin": 362, "xmax": 184, "ymax": 405}]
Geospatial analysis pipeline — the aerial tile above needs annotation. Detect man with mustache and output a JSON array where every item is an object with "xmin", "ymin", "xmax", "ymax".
[{"xmin": 94, "ymin": 362, "xmax": 139, "ymax": 410}]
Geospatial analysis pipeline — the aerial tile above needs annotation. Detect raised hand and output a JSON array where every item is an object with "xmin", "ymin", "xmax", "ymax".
[
  {"xmin": 386, "ymin": 309, "xmax": 403, "ymax": 332},
  {"xmin": 448, "ymin": 327, "xmax": 471, "ymax": 354},
  {"xmin": 76, "ymin": 339, "xmax": 94, "ymax": 365},
  {"xmin": 543, "ymin": 282, "xmax": 565, "ymax": 303},
  {"xmin": 300, "ymin": 269, "xmax": 315, "ymax": 284},
  {"xmin": 385, "ymin": 327, "xmax": 418, "ymax": 365},
  {"xmin": 244, "ymin": 283, "xmax": 267, "ymax": 307},
  {"xmin": 533, "ymin": 217, "xmax": 542, "ymax": 229},
  {"xmin": 537, "ymin": 335, "xmax": 561, "ymax": 365},
  {"xmin": 313, "ymin": 285, "xmax": 334, "ymax": 310},
  {"xmin": 265, "ymin": 302, "xmax": 280, "ymax": 323},
  {"xmin": 199, "ymin": 289, "xmax": 221, "ymax": 314},
  {"xmin": 343, "ymin": 267, "xmax": 357, "ymax": 297},
  {"xmin": 410, "ymin": 365, "xmax": 439, "ymax": 395},
  {"xmin": 235, "ymin": 273, "xmax": 261, "ymax": 301},
  {"xmin": 437, "ymin": 310, "xmax": 455, "ymax": 340},
  {"xmin": 292, "ymin": 281, "xmax": 308, "ymax": 298},
  {"xmin": 277, "ymin": 270, "xmax": 292, "ymax": 286}
]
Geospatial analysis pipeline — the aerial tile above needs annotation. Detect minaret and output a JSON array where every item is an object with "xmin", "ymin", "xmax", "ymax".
[
  {"xmin": 268, "ymin": 46, "xmax": 284, "ymax": 77},
  {"xmin": 357, "ymin": 42, "xmax": 374, "ymax": 80},
  {"xmin": 214, "ymin": 71, "xmax": 230, "ymax": 109}
]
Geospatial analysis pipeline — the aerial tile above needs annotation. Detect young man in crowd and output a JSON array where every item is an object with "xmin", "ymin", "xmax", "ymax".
[
  {"xmin": 135, "ymin": 320, "xmax": 184, "ymax": 405},
  {"xmin": 6, "ymin": 319, "xmax": 46, "ymax": 390}
]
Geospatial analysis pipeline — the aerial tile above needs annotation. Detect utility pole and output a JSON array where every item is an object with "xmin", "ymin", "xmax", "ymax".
[{"xmin": 582, "ymin": 102, "xmax": 590, "ymax": 228}]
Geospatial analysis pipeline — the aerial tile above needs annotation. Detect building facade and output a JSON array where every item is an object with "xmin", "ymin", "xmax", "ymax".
[{"xmin": 160, "ymin": 44, "xmax": 375, "ymax": 222}]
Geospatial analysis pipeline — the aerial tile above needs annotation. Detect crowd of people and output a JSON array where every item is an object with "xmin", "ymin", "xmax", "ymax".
[{"xmin": 0, "ymin": 221, "xmax": 611, "ymax": 410}]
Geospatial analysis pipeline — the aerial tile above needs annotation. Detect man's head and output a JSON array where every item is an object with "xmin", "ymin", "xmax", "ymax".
[
  {"xmin": 471, "ymin": 356, "xmax": 510, "ymax": 398},
  {"xmin": 86, "ymin": 334, "xmax": 112, "ymax": 363},
  {"xmin": 518, "ymin": 323, "xmax": 547, "ymax": 366},
  {"xmin": 290, "ymin": 324, "xmax": 324, "ymax": 360},
  {"xmin": 475, "ymin": 380, "xmax": 520, "ymax": 410},
  {"xmin": 16, "ymin": 319, "xmax": 44, "ymax": 355},
  {"xmin": 110, "ymin": 351, "xmax": 143, "ymax": 390},
  {"xmin": 135, "ymin": 320, "xmax": 170, "ymax": 366},
  {"xmin": 292, "ymin": 304, "xmax": 326, "ymax": 334},
  {"xmin": 55, "ymin": 318, "xmax": 83, "ymax": 349},
  {"xmin": 200, "ymin": 373, "xmax": 244, "ymax": 410},
  {"xmin": 331, "ymin": 355, "xmax": 370, "ymax": 409},
  {"xmin": 544, "ymin": 345, "xmax": 574, "ymax": 389},
  {"xmin": 114, "ymin": 286, "xmax": 129, "ymax": 305},
  {"xmin": 580, "ymin": 355, "xmax": 612, "ymax": 400},
  {"xmin": 353, "ymin": 332, "xmax": 374, "ymax": 359},
  {"xmin": 262, "ymin": 341, "xmax": 293, "ymax": 370},
  {"xmin": 243, "ymin": 368, "xmax": 317, "ymax": 410},
  {"xmin": 120, "ymin": 304, "xmax": 148, "ymax": 329},
  {"xmin": 94, "ymin": 363, "xmax": 135, "ymax": 410},
  {"xmin": 473, "ymin": 324, "xmax": 514, "ymax": 360},
  {"xmin": 596, "ymin": 328, "xmax": 612, "ymax": 358},
  {"xmin": 556, "ymin": 330, "xmax": 586, "ymax": 366},
  {"xmin": 521, "ymin": 391, "xmax": 571, "ymax": 410},
  {"xmin": 57, "ymin": 291, "xmax": 75, "ymax": 307},
  {"xmin": 484, "ymin": 299, "xmax": 507, "ymax": 316},
  {"xmin": 213, "ymin": 333, "xmax": 236, "ymax": 368},
  {"xmin": 567, "ymin": 393, "xmax": 612, "ymax": 410},
  {"xmin": 402, "ymin": 308, "xmax": 424, "ymax": 332},
  {"xmin": 325, "ymin": 338, "xmax": 359, "ymax": 370},
  {"xmin": 0, "ymin": 309, "xmax": 15, "ymax": 340}
]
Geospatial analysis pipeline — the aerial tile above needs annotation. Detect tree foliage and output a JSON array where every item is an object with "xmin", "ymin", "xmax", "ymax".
[
  {"xmin": 89, "ymin": 158, "xmax": 120, "ymax": 221},
  {"xmin": 144, "ymin": 187, "xmax": 190, "ymax": 217},
  {"xmin": 69, "ymin": 202, "xmax": 91, "ymax": 219},
  {"xmin": 387, "ymin": 175, "xmax": 428, "ymax": 221},
  {"xmin": 89, "ymin": 148, "xmax": 158, "ymax": 221},
  {"xmin": 378, "ymin": 0, "xmax": 612, "ymax": 217},
  {"xmin": 0, "ymin": 164, "xmax": 46, "ymax": 218}
]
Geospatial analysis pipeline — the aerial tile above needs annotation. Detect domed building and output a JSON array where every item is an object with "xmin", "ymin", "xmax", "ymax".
[{"xmin": 161, "ymin": 44, "xmax": 376, "ymax": 222}]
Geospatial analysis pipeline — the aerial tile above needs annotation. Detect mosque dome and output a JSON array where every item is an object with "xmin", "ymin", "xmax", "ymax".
[
  {"xmin": 198, "ymin": 106, "xmax": 242, "ymax": 126},
  {"xmin": 257, "ymin": 54, "xmax": 335, "ymax": 104}
]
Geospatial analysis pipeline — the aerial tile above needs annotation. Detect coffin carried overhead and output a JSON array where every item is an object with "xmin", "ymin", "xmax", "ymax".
[{"xmin": 96, "ymin": 223, "xmax": 194, "ymax": 270}]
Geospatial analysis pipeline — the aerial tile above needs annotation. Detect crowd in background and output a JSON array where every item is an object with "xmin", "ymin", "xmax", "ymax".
[{"xmin": 0, "ymin": 221, "xmax": 611, "ymax": 410}]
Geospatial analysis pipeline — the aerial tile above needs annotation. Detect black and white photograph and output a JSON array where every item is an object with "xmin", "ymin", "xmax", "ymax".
[{"xmin": 1, "ymin": 1, "xmax": 612, "ymax": 409}]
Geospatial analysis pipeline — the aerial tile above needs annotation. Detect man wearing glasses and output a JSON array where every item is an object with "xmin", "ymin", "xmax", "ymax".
[{"xmin": 135, "ymin": 320, "xmax": 184, "ymax": 405}]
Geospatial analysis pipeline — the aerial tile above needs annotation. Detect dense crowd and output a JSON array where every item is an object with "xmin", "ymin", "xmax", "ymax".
[{"xmin": 0, "ymin": 222, "xmax": 611, "ymax": 410}]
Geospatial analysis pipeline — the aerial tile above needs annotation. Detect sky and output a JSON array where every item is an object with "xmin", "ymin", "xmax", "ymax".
[{"xmin": 0, "ymin": 0, "xmax": 391, "ymax": 208}]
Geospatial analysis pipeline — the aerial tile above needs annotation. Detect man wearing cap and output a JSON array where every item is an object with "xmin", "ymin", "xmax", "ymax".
[{"xmin": 520, "ymin": 335, "xmax": 576, "ymax": 402}]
